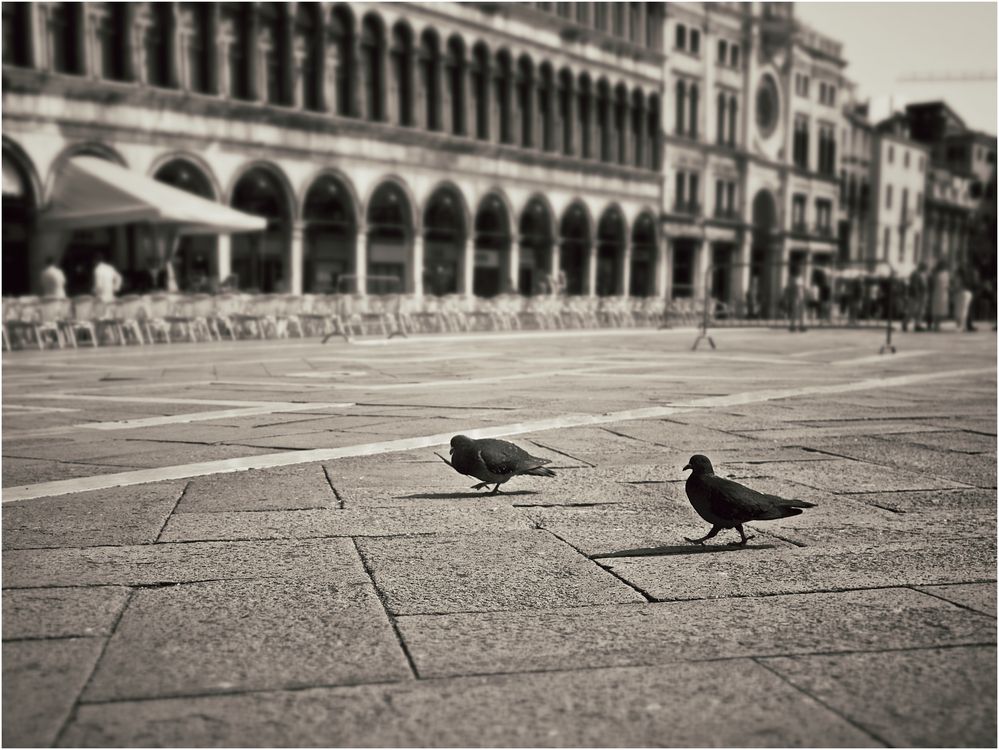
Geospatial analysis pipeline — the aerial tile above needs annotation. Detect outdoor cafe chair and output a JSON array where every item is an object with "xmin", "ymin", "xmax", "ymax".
[
  {"xmin": 112, "ymin": 295, "xmax": 148, "ymax": 346},
  {"xmin": 142, "ymin": 293, "xmax": 173, "ymax": 344},
  {"xmin": 67, "ymin": 295, "xmax": 99, "ymax": 347}
]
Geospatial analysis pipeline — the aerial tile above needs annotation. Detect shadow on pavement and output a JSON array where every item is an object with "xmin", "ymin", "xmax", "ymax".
[
  {"xmin": 592, "ymin": 543, "xmax": 779, "ymax": 558},
  {"xmin": 397, "ymin": 490, "xmax": 541, "ymax": 499}
]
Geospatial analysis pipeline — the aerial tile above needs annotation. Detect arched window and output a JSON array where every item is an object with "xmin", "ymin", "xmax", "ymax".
[
  {"xmin": 302, "ymin": 175, "xmax": 356, "ymax": 293},
  {"xmin": 419, "ymin": 30, "xmax": 441, "ymax": 131},
  {"xmin": 367, "ymin": 182, "xmax": 413, "ymax": 293},
  {"xmin": 631, "ymin": 90, "xmax": 645, "ymax": 168},
  {"xmin": 142, "ymin": 2, "xmax": 173, "ymax": 87},
  {"xmin": 179, "ymin": 3, "xmax": 212, "ymax": 94},
  {"xmin": 474, "ymin": 194, "xmax": 511, "ymax": 297},
  {"xmin": 330, "ymin": 6, "xmax": 355, "ymax": 116},
  {"xmin": 259, "ymin": 3, "xmax": 288, "ymax": 105},
  {"xmin": 558, "ymin": 69, "xmax": 573, "ymax": 156},
  {"xmin": 2, "ymin": 3, "xmax": 32, "ymax": 67},
  {"xmin": 688, "ymin": 83, "xmax": 699, "ymax": 139},
  {"xmin": 231, "ymin": 168, "xmax": 292, "ymax": 293},
  {"xmin": 728, "ymin": 95, "xmax": 738, "ymax": 146},
  {"xmin": 630, "ymin": 213, "xmax": 657, "ymax": 297},
  {"xmin": 716, "ymin": 93, "xmax": 726, "ymax": 145},
  {"xmin": 390, "ymin": 24, "xmax": 414, "ymax": 126},
  {"xmin": 596, "ymin": 206, "xmax": 624, "ymax": 296},
  {"xmin": 615, "ymin": 85, "xmax": 628, "ymax": 164},
  {"xmin": 294, "ymin": 3, "xmax": 323, "ymax": 111},
  {"xmin": 361, "ymin": 15, "xmax": 386, "ymax": 121},
  {"xmin": 675, "ymin": 80, "xmax": 686, "ymax": 135},
  {"xmin": 471, "ymin": 44, "xmax": 490, "ymax": 141},
  {"xmin": 539, "ymin": 64, "xmax": 556, "ymax": 152},
  {"xmin": 221, "ymin": 3, "xmax": 251, "ymax": 100},
  {"xmin": 495, "ymin": 50, "xmax": 513, "ymax": 144},
  {"xmin": 578, "ymin": 74, "xmax": 593, "ymax": 159},
  {"xmin": 647, "ymin": 94, "xmax": 661, "ymax": 170},
  {"xmin": 48, "ymin": 3, "xmax": 83, "ymax": 74},
  {"xmin": 93, "ymin": 3, "xmax": 130, "ymax": 81},
  {"xmin": 423, "ymin": 187, "xmax": 466, "ymax": 296},
  {"xmin": 516, "ymin": 57, "xmax": 534, "ymax": 148},
  {"xmin": 597, "ymin": 79, "xmax": 611, "ymax": 162},
  {"xmin": 560, "ymin": 202, "xmax": 590, "ymax": 295},
  {"xmin": 445, "ymin": 37, "xmax": 465, "ymax": 136},
  {"xmin": 519, "ymin": 197, "xmax": 554, "ymax": 295}
]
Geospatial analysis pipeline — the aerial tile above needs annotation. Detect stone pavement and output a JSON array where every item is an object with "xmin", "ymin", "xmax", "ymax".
[{"xmin": 2, "ymin": 326, "xmax": 996, "ymax": 747}]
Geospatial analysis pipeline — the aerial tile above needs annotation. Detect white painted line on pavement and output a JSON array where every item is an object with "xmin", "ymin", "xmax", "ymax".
[
  {"xmin": 2, "ymin": 404, "xmax": 80, "ymax": 414},
  {"xmin": 79, "ymin": 402, "xmax": 355, "ymax": 431},
  {"xmin": 3, "ymin": 366, "xmax": 991, "ymax": 502},
  {"xmin": 832, "ymin": 351, "xmax": 933, "ymax": 366},
  {"xmin": 788, "ymin": 346, "xmax": 866, "ymax": 359},
  {"xmin": 11, "ymin": 394, "xmax": 319, "ymax": 407}
]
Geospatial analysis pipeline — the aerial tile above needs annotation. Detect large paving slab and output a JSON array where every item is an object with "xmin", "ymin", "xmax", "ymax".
[
  {"xmin": 59, "ymin": 660, "xmax": 879, "ymax": 747},
  {"xmin": 740, "ymin": 457, "xmax": 972, "ymax": 494},
  {"xmin": 3, "ymin": 638, "xmax": 105, "ymax": 747},
  {"xmin": 2, "ymin": 587, "xmax": 130, "ymax": 639},
  {"xmin": 83, "ymin": 580, "xmax": 412, "ymax": 702},
  {"xmin": 762, "ymin": 646, "xmax": 997, "ymax": 747},
  {"xmin": 396, "ymin": 587, "xmax": 995, "ymax": 678},
  {"xmin": 603, "ymin": 539, "xmax": 996, "ymax": 601},
  {"xmin": 3, "ymin": 482, "xmax": 186, "ymax": 550},
  {"xmin": 916, "ymin": 582, "xmax": 998, "ymax": 617},
  {"xmin": 3, "ymin": 537, "xmax": 367, "ymax": 588},
  {"xmin": 898, "ymin": 429, "xmax": 998, "ymax": 454},
  {"xmin": 356, "ymin": 530, "xmax": 647, "ymax": 615},
  {"xmin": 842, "ymin": 486, "xmax": 997, "ymax": 513},
  {"xmin": 176, "ymin": 464, "xmax": 337, "ymax": 513},
  {"xmin": 2, "ymin": 458, "xmax": 135, "ymax": 488},
  {"xmin": 160, "ymin": 504, "xmax": 533, "ymax": 542}
]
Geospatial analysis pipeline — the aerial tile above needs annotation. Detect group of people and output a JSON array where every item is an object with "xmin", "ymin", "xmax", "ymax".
[
  {"xmin": 40, "ymin": 254, "xmax": 122, "ymax": 302},
  {"xmin": 904, "ymin": 261, "xmax": 984, "ymax": 333}
]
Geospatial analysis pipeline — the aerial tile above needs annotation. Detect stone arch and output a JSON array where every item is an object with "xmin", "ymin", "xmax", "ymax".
[
  {"xmin": 444, "ymin": 35, "xmax": 467, "ymax": 136},
  {"xmin": 422, "ymin": 182, "xmax": 468, "ymax": 296},
  {"xmin": 596, "ymin": 203, "xmax": 626, "ymax": 296},
  {"xmin": 46, "ymin": 141, "xmax": 128, "ymax": 201},
  {"xmin": 329, "ymin": 3, "xmax": 357, "ymax": 116},
  {"xmin": 360, "ymin": 12, "xmax": 387, "ymax": 122},
  {"xmin": 366, "ymin": 178, "xmax": 416, "ymax": 294},
  {"xmin": 2, "ymin": 137, "xmax": 42, "ymax": 296},
  {"xmin": 153, "ymin": 156, "xmax": 221, "ymax": 290},
  {"xmin": 474, "ymin": 191, "xmax": 513, "ymax": 297},
  {"xmin": 225, "ymin": 161, "xmax": 297, "ymax": 219},
  {"xmin": 630, "ymin": 210, "xmax": 658, "ymax": 297},
  {"xmin": 228, "ymin": 162, "xmax": 296, "ymax": 293},
  {"xmin": 751, "ymin": 189, "xmax": 780, "ymax": 317},
  {"xmin": 301, "ymin": 170, "xmax": 359, "ymax": 293},
  {"xmin": 559, "ymin": 200, "xmax": 593, "ymax": 295},
  {"xmin": 389, "ymin": 20, "xmax": 416, "ymax": 127},
  {"xmin": 147, "ymin": 151, "xmax": 222, "ymax": 200},
  {"xmin": 518, "ymin": 193, "xmax": 556, "ymax": 294}
]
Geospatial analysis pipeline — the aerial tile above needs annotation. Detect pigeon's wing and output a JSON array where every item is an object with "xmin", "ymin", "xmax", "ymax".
[
  {"xmin": 702, "ymin": 474, "xmax": 804, "ymax": 522},
  {"xmin": 477, "ymin": 439, "xmax": 549, "ymax": 476}
]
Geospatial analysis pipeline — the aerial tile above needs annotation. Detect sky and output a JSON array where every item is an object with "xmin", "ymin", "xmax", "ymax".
[{"xmin": 794, "ymin": 1, "xmax": 998, "ymax": 133}]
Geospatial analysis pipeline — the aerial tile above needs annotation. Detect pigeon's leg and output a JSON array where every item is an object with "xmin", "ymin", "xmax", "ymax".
[
  {"xmin": 684, "ymin": 525, "xmax": 722, "ymax": 545},
  {"xmin": 471, "ymin": 482, "xmax": 491, "ymax": 490},
  {"xmin": 490, "ymin": 483, "xmax": 503, "ymax": 495},
  {"xmin": 731, "ymin": 525, "xmax": 756, "ymax": 546}
]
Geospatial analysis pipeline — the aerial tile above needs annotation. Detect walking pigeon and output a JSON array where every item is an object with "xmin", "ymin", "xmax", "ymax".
[
  {"xmin": 436, "ymin": 435, "xmax": 556, "ymax": 494},
  {"xmin": 682, "ymin": 454, "xmax": 816, "ymax": 546}
]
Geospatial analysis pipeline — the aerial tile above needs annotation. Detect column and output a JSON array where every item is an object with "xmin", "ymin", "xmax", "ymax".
[
  {"xmin": 550, "ymin": 241, "xmax": 561, "ymax": 288},
  {"xmin": 217, "ymin": 234, "xmax": 232, "ymax": 282},
  {"xmin": 620, "ymin": 238, "xmax": 632, "ymax": 295},
  {"xmin": 411, "ymin": 235, "xmax": 424, "ymax": 297},
  {"xmin": 586, "ymin": 242, "xmax": 597, "ymax": 297},
  {"xmin": 507, "ymin": 238, "xmax": 520, "ymax": 293},
  {"xmin": 26, "ymin": 2, "xmax": 42, "ymax": 69},
  {"xmin": 164, "ymin": 3, "xmax": 181, "ymax": 89},
  {"xmin": 655, "ymin": 232, "xmax": 669, "ymax": 298},
  {"xmin": 289, "ymin": 222, "xmax": 304, "ymax": 294},
  {"xmin": 737, "ymin": 232, "xmax": 752, "ymax": 313},
  {"xmin": 354, "ymin": 227, "xmax": 368, "ymax": 295},
  {"xmin": 462, "ymin": 239, "xmax": 475, "ymax": 297},
  {"xmin": 694, "ymin": 239, "xmax": 709, "ymax": 303}
]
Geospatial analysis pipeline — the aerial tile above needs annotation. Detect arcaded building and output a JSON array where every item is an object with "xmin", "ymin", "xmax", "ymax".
[{"xmin": 2, "ymin": 1, "xmax": 665, "ymax": 298}]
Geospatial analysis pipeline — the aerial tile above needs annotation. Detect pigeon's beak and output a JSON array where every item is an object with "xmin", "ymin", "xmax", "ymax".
[{"xmin": 682, "ymin": 463, "xmax": 691, "ymax": 471}]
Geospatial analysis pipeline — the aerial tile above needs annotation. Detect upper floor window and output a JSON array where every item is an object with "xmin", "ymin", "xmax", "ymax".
[
  {"xmin": 886, "ymin": 184, "xmax": 892, "ymax": 209},
  {"xmin": 792, "ymin": 194, "xmax": 806, "ymax": 229},
  {"xmin": 730, "ymin": 45, "xmax": 739, "ymax": 68},
  {"xmin": 675, "ymin": 24, "xmax": 686, "ymax": 50},
  {"xmin": 816, "ymin": 199, "xmax": 832, "ymax": 231},
  {"xmin": 888, "ymin": 145, "xmax": 894, "ymax": 164},
  {"xmin": 690, "ymin": 28, "xmax": 700, "ymax": 55},
  {"xmin": 718, "ymin": 39, "xmax": 727, "ymax": 64},
  {"xmin": 904, "ymin": 151, "xmax": 910, "ymax": 168}
]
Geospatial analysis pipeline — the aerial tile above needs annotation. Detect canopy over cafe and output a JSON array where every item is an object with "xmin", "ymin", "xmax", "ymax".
[{"xmin": 3, "ymin": 157, "xmax": 265, "ymax": 298}]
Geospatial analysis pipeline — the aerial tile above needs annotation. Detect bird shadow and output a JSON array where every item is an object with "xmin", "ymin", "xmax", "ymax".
[
  {"xmin": 396, "ymin": 490, "xmax": 541, "ymax": 500},
  {"xmin": 592, "ymin": 543, "xmax": 779, "ymax": 559}
]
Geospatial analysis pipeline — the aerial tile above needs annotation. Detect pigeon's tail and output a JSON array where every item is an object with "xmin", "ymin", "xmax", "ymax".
[
  {"xmin": 756, "ymin": 497, "xmax": 816, "ymax": 520},
  {"xmin": 783, "ymin": 499, "xmax": 817, "ymax": 509},
  {"xmin": 525, "ymin": 466, "xmax": 557, "ymax": 478}
]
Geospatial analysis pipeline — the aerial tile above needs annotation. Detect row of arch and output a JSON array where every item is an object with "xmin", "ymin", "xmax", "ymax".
[
  {"xmin": 8, "ymin": 3, "xmax": 663, "ymax": 170},
  {"xmin": 2, "ymin": 139, "xmax": 662, "ymax": 298}
]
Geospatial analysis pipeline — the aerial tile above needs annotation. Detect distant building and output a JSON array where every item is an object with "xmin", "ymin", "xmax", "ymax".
[
  {"xmin": 838, "ymin": 103, "xmax": 873, "ymax": 266},
  {"xmin": 867, "ymin": 130, "xmax": 929, "ymax": 276}
]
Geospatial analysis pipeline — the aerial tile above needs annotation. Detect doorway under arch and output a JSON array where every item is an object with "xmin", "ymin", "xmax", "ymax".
[
  {"xmin": 596, "ymin": 206, "xmax": 625, "ymax": 296},
  {"xmin": 303, "ymin": 174, "xmax": 356, "ymax": 293},
  {"xmin": 366, "ymin": 181, "xmax": 413, "ymax": 294},
  {"xmin": 2, "ymin": 149, "xmax": 37, "ymax": 296},
  {"xmin": 422, "ymin": 186, "xmax": 466, "ymax": 296},
  {"xmin": 630, "ymin": 212, "xmax": 657, "ymax": 297},
  {"xmin": 474, "ymin": 194, "xmax": 511, "ymax": 297},
  {"xmin": 230, "ymin": 168, "xmax": 292, "ymax": 293},
  {"xmin": 559, "ymin": 203, "xmax": 590, "ymax": 295},
  {"xmin": 751, "ymin": 189, "xmax": 779, "ymax": 317},
  {"xmin": 518, "ymin": 198, "xmax": 553, "ymax": 294}
]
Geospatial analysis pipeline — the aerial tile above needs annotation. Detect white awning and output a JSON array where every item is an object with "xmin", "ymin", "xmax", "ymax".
[{"xmin": 38, "ymin": 157, "xmax": 267, "ymax": 235}]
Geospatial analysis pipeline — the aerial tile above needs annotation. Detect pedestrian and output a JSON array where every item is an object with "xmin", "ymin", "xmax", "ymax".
[
  {"xmin": 903, "ymin": 262, "xmax": 928, "ymax": 332},
  {"xmin": 785, "ymin": 270, "xmax": 806, "ymax": 332},
  {"xmin": 953, "ymin": 264, "xmax": 975, "ymax": 333},
  {"xmin": 92, "ymin": 253, "xmax": 123, "ymax": 303},
  {"xmin": 929, "ymin": 259, "xmax": 950, "ymax": 331},
  {"xmin": 39, "ymin": 256, "xmax": 67, "ymax": 299}
]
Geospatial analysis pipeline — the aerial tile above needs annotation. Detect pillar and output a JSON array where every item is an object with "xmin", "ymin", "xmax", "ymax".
[
  {"xmin": 508, "ymin": 238, "xmax": 520, "ymax": 293},
  {"xmin": 165, "ymin": 2, "xmax": 181, "ymax": 89},
  {"xmin": 694, "ymin": 239, "xmax": 709, "ymax": 302},
  {"xmin": 620, "ymin": 238, "xmax": 632, "ymax": 296},
  {"xmin": 737, "ymin": 232, "xmax": 752, "ymax": 310},
  {"xmin": 586, "ymin": 242, "xmax": 597, "ymax": 297},
  {"xmin": 462, "ymin": 238, "xmax": 475, "ymax": 297},
  {"xmin": 217, "ymin": 234, "xmax": 232, "ymax": 282},
  {"xmin": 655, "ymin": 231, "xmax": 669, "ymax": 298},
  {"xmin": 550, "ymin": 241, "xmax": 561, "ymax": 289},
  {"xmin": 290, "ymin": 222, "xmax": 304, "ymax": 294},
  {"xmin": 354, "ymin": 227, "xmax": 368, "ymax": 295},
  {"xmin": 411, "ymin": 234, "xmax": 424, "ymax": 297}
]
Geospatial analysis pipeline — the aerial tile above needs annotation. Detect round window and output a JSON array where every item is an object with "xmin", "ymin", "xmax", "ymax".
[{"xmin": 755, "ymin": 74, "xmax": 779, "ymax": 138}]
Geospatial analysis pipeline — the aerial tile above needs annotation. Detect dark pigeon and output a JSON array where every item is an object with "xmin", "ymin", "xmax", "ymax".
[
  {"xmin": 436, "ymin": 435, "xmax": 556, "ymax": 494},
  {"xmin": 682, "ymin": 454, "xmax": 816, "ymax": 546}
]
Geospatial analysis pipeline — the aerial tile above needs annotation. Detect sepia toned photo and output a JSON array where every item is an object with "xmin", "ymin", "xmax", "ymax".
[{"xmin": 2, "ymin": 1, "xmax": 996, "ymax": 747}]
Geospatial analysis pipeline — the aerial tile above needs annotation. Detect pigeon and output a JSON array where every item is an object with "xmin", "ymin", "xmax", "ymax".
[
  {"xmin": 436, "ymin": 435, "xmax": 556, "ymax": 494},
  {"xmin": 682, "ymin": 454, "xmax": 816, "ymax": 546}
]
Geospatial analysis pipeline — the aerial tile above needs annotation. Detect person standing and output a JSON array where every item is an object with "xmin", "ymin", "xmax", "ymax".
[
  {"xmin": 903, "ymin": 262, "xmax": 928, "ymax": 332},
  {"xmin": 929, "ymin": 260, "xmax": 950, "ymax": 331},
  {"xmin": 953, "ymin": 264, "xmax": 975, "ymax": 333},
  {"xmin": 92, "ymin": 253, "xmax": 122, "ymax": 303},
  {"xmin": 786, "ymin": 270, "xmax": 807, "ymax": 332},
  {"xmin": 39, "ymin": 257, "xmax": 67, "ymax": 298}
]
